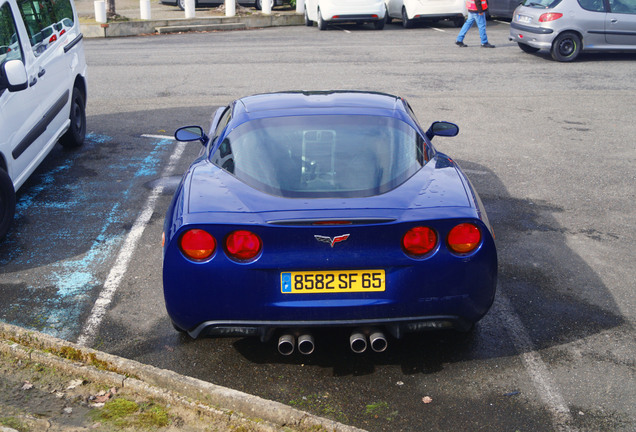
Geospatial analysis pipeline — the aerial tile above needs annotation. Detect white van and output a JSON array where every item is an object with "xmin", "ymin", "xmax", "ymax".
[{"xmin": 0, "ymin": 0, "xmax": 87, "ymax": 239}]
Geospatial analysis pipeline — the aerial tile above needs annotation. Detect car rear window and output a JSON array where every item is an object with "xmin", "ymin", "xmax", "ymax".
[{"xmin": 211, "ymin": 115, "xmax": 429, "ymax": 198}]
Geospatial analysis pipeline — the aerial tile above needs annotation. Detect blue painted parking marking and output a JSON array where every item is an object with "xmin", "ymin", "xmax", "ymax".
[{"xmin": 0, "ymin": 133, "xmax": 174, "ymax": 341}]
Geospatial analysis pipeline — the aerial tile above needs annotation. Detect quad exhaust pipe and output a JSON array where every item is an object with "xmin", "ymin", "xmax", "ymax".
[
  {"xmin": 277, "ymin": 328, "xmax": 388, "ymax": 355},
  {"xmin": 278, "ymin": 332, "xmax": 315, "ymax": 356},
  {"xmin": 350, "ymin": 328, "xmax": 388, "ymax": 353}
]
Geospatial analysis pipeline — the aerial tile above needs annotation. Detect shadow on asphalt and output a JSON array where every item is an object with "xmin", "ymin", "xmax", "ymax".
[{"xmin": 0, "ymin": 105, "xmax": 625, "ymax": 431}]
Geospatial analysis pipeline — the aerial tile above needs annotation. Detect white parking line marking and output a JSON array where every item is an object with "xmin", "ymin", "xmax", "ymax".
[
  {"xmin": 496, "ymin": 295, "xmax": 577, "ymax": 431},
  {"xmin": 142, "ymin": 134, "xmax": 174, "ymax": 140},
  {"xmin": 76, "ymin": 138, "xmax": 187, "ymax": 347}
]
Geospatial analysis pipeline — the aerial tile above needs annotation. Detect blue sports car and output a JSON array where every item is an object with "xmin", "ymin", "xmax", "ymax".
[{"xmin": 163, "ymin": 91, "xmax": 497, "ymax": 355}]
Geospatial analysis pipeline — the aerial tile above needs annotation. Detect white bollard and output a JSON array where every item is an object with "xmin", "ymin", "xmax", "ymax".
[
  {"xmin": 140, "ymin": 0, "xmax": 151, "ymax": 20},
  {"xmin": 296, "ymin": 0, "xmax": 304, "ymax": 14},
  {"xmin": 225, "ymin": 0, "xmax": 235, "ymax": 17},
  {"xmin": 262, "ymin": 0, "xmax": 271, "ymax": 15},
  {"xmin": 185, "ymin": 0, "xmax": 195, "ymax": 18},
  {"xmin": 94, "ymin": 0, "xmax": 107, "ymax": 23}
]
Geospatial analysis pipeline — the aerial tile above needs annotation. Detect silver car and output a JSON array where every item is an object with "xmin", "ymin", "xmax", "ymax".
[{"xmin": 509, "ymin": 0, "xmax": 636, "ymax": 61}]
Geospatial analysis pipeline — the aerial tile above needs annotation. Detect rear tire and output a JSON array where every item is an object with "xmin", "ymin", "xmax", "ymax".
[
  {"xmin": 551, "ymin": 32, "xmax": 581, "ymax": 62},
  {"xmin": 59, "ymin": 86, "xmax": 86, "ymax": 148},
  {"xmin": 402, "ymin": 7, "xmax": 413, "ymax": 29},
  {"xmin": 518, "ymin": 42, "xmax": 540, "ymax": 53},
  {"xmin": 0, "ymin": 169, "xmax": 16, "ymax": 240},
  {"xmin": 304, "ymin": 9, "xmax": 313, "ymax": 26},
  {"xmin": 318, "ymin": 10, "xmax": 328, "ymax": 30},
  {"xmin": 453, "ymin": 16, "xmax": 465, "ymax": 27},
  {"xmin": 374, "ymin": 18, "xmax": 385, "ymax": 30}
]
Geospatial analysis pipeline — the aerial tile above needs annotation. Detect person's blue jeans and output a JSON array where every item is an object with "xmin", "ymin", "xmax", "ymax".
[{"xmin": 457, "ymin": 12, "xmax": 488, "ymax": 45}]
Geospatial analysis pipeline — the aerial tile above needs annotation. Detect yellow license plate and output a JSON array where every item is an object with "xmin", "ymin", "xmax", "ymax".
[{"xmin": 281, "ymin": 270, "xmax": 385, "ymax": 293}]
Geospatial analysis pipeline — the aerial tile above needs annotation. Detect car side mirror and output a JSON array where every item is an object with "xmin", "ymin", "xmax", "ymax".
[
  {"xmin": 175, "ymin": 126, "xmax": 209, "ymax": 146},
  {"xmin": 425, "ymin": 121, "xmax": 459, "ymax": 140},
  {"xmin": 0, "ymin": 59, "xmax": 28, "ymax": 92}
]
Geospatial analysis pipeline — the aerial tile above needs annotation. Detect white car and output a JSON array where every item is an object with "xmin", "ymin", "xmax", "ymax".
[
  {"xmin": 305, "ymin": 0, "xmax": 387, "ymax": 30},
  {"xmin": 0, "ymin": 0, "xmax": 87, "ymax": 239},
  {"xmin": 385, "ymin": 0, "xmax": 467, "ymax": 28}
]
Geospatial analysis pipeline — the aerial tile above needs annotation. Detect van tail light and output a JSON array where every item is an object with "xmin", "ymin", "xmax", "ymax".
[
  {"xmin": 539, "ymin": 13, "xmax": 563, "ymax": 22},
  {"xmin": 60, "ymin": 29, "xmax": 66, "ymax": 36},
  {"xmin": 402, "ymin": 226, "xmax": 437, "ymax": 256},
  {"xmin": 226, "ymin": 230, "xmax": 262, "ymax": 261},
  {"xmin": 180, "ymin": 229, "xmax": 216, "ymax": 260},
  {"xmin": 447, "ymin": 223, "xmax": 481, "ymax": 254},
  {"xmin": 49, "ymin": 34, "xmax": 57, "ymax": 43}
]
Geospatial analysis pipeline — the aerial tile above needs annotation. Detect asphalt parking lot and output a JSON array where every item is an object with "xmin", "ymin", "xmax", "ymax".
[{"xmin": 1, "ymin": 17, "xmax": 635, "ymax": 432}]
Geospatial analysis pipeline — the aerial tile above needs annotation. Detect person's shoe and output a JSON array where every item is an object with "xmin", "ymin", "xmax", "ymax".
[
  {"xmin": 455, "ymin": 41, "xmax": 468, "ymax": 47},
  {"xmin": 481, "ymin": 42, "xmax": 496, "ymax": 48}
]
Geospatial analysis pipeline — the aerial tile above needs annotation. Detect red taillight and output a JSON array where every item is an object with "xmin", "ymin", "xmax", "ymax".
[
  {"xmin": 225, "ymin": 230, "xmax": 262, "ymax": 261},
  {"xmin": 180, "ymin": 229, "xmax": 216, "ymax": 260},
  {"xmin": 539, "ymin": 12, "xmax": 563, "ymax": 22},
  {"xmin": 447, "ymin": 223, "xmax": 481, "ymax": 254},
  {"xmin": 402, "ymin": 226, "xmax": 437, "ymax": 256},
  {"xmin": 49, "ymin": 34, "xmax": 57, "ymax": 43},
  {"xmin": 60, "ymin": 29, "xmax": 66, "ymax": 36}
]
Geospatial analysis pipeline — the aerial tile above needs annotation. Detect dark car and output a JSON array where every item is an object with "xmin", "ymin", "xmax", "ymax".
[
  {"xmin": 162, "ymin": 91, "xmax": 497, "ymax": 355},
  {"xmin": 487, "ymin": 0, "xmax": 521, "ymax": 18}
]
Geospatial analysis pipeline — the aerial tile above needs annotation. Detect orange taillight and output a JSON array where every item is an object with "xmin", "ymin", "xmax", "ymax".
[
  {"xmin": 447, "ymin": 223, "xmax": 481, "ymax": 254},
  {"xmin": 180, "ymin": 229, "xmax": 216, "ymax": 260}
]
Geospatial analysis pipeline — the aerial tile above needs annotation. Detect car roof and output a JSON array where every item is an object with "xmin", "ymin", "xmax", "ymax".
[{"xmin": 232, "ymin": 91, "xmax": 407, "ymax": 119}]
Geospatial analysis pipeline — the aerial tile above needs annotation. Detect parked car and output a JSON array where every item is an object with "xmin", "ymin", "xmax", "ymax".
[
  {"xmin": 160, "ymin": 0, "xmax": 285, "ymax": 11},
  {"xmin": 510, "ymin": 0, "xmax": 636, "ymax": 61},
  {"xmin": 384, "ymin": 0, "xmax": 466, "ymax": 28},
  {"xmin": 162, "ymin": 91, "xmax": 498, "ymax": 355},
  {"xmin": 304, "ymin": 0, "xmax": 387, "ymax": 30},
  {"xmin": 486, "ymin": 0, "xmax": 520, "ymax": 18},
  {"xmin": 0, "ymin": 0, "xmax": 87, "ymax": 239}
]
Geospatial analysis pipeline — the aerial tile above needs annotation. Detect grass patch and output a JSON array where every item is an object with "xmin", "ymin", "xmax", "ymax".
[
  {"xmin": 0, "ymin": 417, "xmax": 28, "ymax": 432},
  {"xmin": 365, "ymin": 401, "xmax": 398, "ymax": 421},
  {"xmin": 92, "ymin": 397, "xmax": 172, "ymax": 429},
  {"xmin": 289, "ymin": 393, "xmax": 348, "ymax": 423}
]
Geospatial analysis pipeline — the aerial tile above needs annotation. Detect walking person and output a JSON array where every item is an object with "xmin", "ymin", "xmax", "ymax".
[{"xmin": 456, "ymin": 0, "xmax": 495, "ymax": 48}]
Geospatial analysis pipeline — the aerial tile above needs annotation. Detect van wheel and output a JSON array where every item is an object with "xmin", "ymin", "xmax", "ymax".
[
  {"xmin": 0, "ymin": 169, "xmax": 16, "ymax": 240},
  {"xmin": 318, "ymin": 10, "xmax": 328, "ymax": 30},
  {"xmin": 60, "ymin": 86, "xmax": 86, "ymax": 148},
  {"xmin": 551, "ymin": 32, "xmax": 581, "ymax": 62},
  {"xmin": 402, "ymin": 7, "xmax": 413, "ymax": 29}
]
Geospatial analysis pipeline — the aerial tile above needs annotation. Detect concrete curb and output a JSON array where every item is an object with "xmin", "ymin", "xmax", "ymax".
[
  {"xmin": 0, "ymin": 322, "xmax": 366, "ymax": 432},
  {"xmin": 80, "ymin": 12, "xmax": 304, "ymax": 37}
]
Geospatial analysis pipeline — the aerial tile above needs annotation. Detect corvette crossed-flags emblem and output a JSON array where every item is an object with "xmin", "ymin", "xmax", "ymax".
[{"xmin": 314, "ymin": 234, "xmax": 350, "ymax": 248}]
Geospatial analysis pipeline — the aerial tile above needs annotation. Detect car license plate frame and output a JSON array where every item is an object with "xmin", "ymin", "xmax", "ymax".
[
  {"xmin": 281, "ymin": 270, "xmax": 385, "ymax": 294},
  {"xmin": 516, "ymin": 14, "xmax": 532, "ymax": 24}
]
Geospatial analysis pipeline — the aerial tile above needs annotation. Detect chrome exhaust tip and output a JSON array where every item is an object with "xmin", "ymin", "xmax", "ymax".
[
  {"xmin": 297, "ymin": 334, "xmax": 315, "ymax": 355},
  {"xmin": 369, "ymin": 330, "xmax": 388, "ymax": 353},
  {"xmin": 278, "ymin": 334, "xmax": 295, "ymax": 356},
  {"xmin": 349, "ymin": 330, "xmax": 367, "ymax": 354}
]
